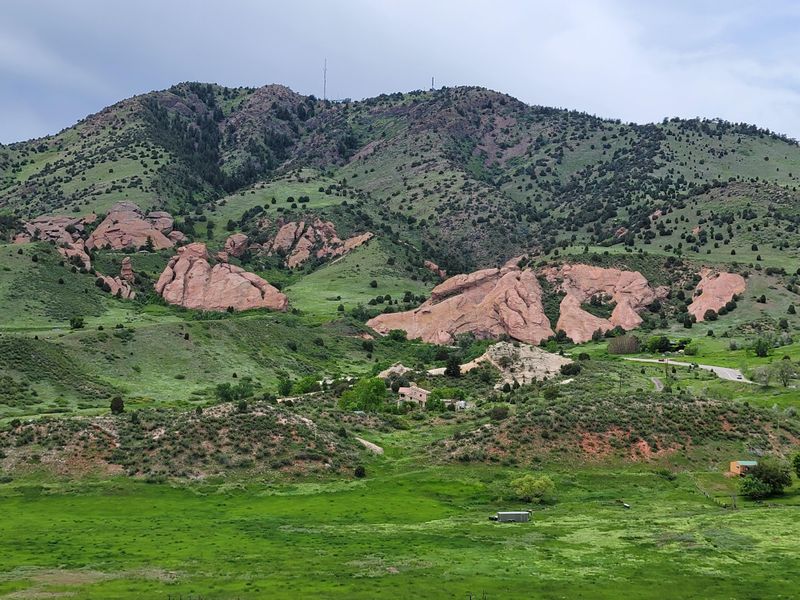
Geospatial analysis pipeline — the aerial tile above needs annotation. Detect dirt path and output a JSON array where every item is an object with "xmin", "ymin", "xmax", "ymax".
[
  {"xmin": 624, "ymin": 358, "xmax": 751, "ymax": 383},
  {"xmin": 650, "ymin": 377, "xmax": 664, "ymax": 392},
  {"xmin": 356, "ymin": 437, "xmax": 384, "ymax": 455}
]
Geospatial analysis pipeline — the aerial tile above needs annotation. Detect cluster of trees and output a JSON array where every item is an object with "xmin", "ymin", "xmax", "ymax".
[
  {"xmin": 739, "ymin": 456, "xmax": 798, "ymax": 500},
  {"xmin": 751, "ymin": 357, "xmax": 797, "ymax": 387}
]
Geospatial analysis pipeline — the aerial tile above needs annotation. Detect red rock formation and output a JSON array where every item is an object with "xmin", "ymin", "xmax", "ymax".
[
  {"xmin": 14, "ymin": 214, "xmax": 94, "ymax": 245},
  {"xmin": 168, "ymin": 230, "xmax": 187, "ymax": 244},
  {"xmin": 369, "ymin": 262, "xmax": 666, "ymax": 345},
  {"xmin": 86, "ymin": 202, "xmax": 174, "ymax": 251},
  {"xmin": 367, "ymin": 266, "xmax": 554, "ymax": 345},
  {"xmin": 688, "ymin": 269, "xmax": 746, "ymax": 321},
  {"xmin": 59, "ymin": 240, "xmax": 92, "ymax": 271},
  {"xmin": 155, "ymin": 243, "xmax": 287, "ymax": 312},
  {"xmin": 224, "ymin": 233, "xmax": 249, "ymax": 258},
  {"xmin": 95, "ymin": 273, "xmax": 135, "ymax": 299},
  {"xmin": 120, "ymin": 257, "xmax": 134, "ymax": 283},
  {"xmin": 145, "ymin": 211, "xmax": 174, "ymax": 234},
  {"xmin": 424, "ymin": 260, "xmax": 447, "ymax": 279},
  {"xmin": 94, "ymin": 256, "xmax": 136, "ymax": 299},
  {"xmin": 266, "ymin": 219, "xmax": 372, "ymax": 267},
  {"xmin": 542, "ymin": 264, "xmax": 666, "ymax": 343}
]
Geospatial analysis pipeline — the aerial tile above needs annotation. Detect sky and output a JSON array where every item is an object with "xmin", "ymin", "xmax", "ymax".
[{"xmin": 3, "ymin": 0, "xmax": 800, "ymax": 143}]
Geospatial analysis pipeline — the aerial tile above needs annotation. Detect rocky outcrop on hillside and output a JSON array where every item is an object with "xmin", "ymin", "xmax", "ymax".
[
  {"xmin": 59, "ymin": 240, "xmax": 92, "ymax": 271},
  {"xmin": 13, "ymin": 213, "xmax": 96, "ymax": 270},
  {"xmin": 94, "ymin": 257, "xmax": 136, "ymax": 299},
  {"xmin": 95, "ymin": 273, "xmax": 135, "ymax": 299},
  {"xmin": 266, "ymin": 219, "xmax": 373, "ymax": 268},
  {"xmin": 155, "ymin": 242, "xmax": 287, "ymax": 312},
  {"xmin": 86, "ymin": 202, "xmax": 176, "ymax": 251},
  {"xmin": 424, "ymin": 260, "xmax": 447, "ymax": 279},
  {"xmin": 368, "ymin": 263, "xmax": 667, "ymax": 345},
  {"xmin": 541, "ymin": 264, "xmax": 668, "ymax": 343},
  {"xmin": 13, "ymin": 213, "xmax": 96, "ymax": 245},
  {"xmin": 224, "ymin": 233, "xmax": 249, "ymax": 258},
  {"xmin": 120, "ymin": 257, "xmax": 134, "ymax": 282},
  {"xmin": 688, "ymin": 269, "xmax": 747, "ymax": 321},
  {"xmin": 367, "ymin": 266, "xmax": 554, "ymax": 345}
]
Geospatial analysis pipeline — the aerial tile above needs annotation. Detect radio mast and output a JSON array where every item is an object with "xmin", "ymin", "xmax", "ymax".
[{"xmin": 323, "ymin": 59, "xmax": 327, "ymax": 101}]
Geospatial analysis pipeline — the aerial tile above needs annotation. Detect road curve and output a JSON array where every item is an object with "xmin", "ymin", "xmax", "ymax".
[{"xmin": 623, "ymin": 358, "xmax": 752, "ymax": 383}]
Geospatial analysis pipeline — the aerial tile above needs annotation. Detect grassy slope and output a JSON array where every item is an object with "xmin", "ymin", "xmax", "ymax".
[{"xmin": 286, "ymin": 239, "xmax": 434, "ymax": 320}]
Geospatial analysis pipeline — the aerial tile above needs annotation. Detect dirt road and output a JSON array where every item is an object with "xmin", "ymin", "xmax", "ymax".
[{"xmin": 624, "ymin": 358, "xmax": 751, "ymax": 383}]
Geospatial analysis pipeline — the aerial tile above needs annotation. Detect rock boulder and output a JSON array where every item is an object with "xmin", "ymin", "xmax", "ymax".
[
  {"xmin": 688, "ymin": 269, "xmax": 746, "ymax": 321},
  {"xmin": 155, "ymin": 243, "xmax": 287, "ymax": 312},
  {"xmin": 86, "ymin": 202, "xmax": 174, "ymax": 251}
]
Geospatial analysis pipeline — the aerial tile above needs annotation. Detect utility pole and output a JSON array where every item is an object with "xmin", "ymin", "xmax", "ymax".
[
  {"xmin": 323, "ymin": 58, "xmax": 327, "ymax": 101},
  {"xmin": 431, "ymin": 76, "xmax": 434, "ymax": 90}
]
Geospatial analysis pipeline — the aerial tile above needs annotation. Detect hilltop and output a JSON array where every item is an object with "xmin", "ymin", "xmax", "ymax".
[{"xmin": 2, "ymin": 83, "xmax": 799, "ymax": 272}]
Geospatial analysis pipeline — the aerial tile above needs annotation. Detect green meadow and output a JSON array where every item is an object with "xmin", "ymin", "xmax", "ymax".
[{"xmin": 1, "ymin": 460, "xmax": 798, "ymax": 599}]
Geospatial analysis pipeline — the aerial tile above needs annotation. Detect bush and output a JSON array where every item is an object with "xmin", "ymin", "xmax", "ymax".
[
  {"xmin": 747, "ymin": 457, "xmax": 792, "ymax": 496},
  {"xmin": 510, "ymin": 474, "xmax": 555, "ymax": 504},
  {"xmin": 739, "ymin": 475, "xmax": 773, "ymax": 500},
  {"xmin": 354, "ymin": 465, "xmax": 366, "ymax": 478},
  {"xmin": 752, "ymin": 337, "xmax": 771, "ymax": 358},
  {"xmin": 560, "ymin": 363, "xmax": 581, "ymax": 376},
  {"xmin": 69, "ymin": 316, "xmax": 85, "ymax": 330},
  {"xmin": 387, "ymin": 329, "xmax": 407, "ymax": 342},
  {"xmin": 110, "ymin": 396, "xmax": 125, "ymax": 414},
  {"xmin": 542, "ymin": 386, "xmax": 559, "ymax": 401},
  {"xmin": 489, "ymin": 405, "xmax": 509, "ymax": 421}
]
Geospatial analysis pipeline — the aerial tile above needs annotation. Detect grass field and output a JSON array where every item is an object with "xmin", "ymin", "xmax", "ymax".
[{"xmin": 1, "ymin": 461, "xmax": 798, "ymax": 599}]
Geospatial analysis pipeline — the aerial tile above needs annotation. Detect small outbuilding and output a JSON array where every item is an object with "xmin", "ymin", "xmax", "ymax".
[
  {"xmin": 490, "ymin": 511, "xmax": 531, "ymax": 523},
  {"xmin": 729, "ymin": 460, "xmax": 758, "ymax": 476}
]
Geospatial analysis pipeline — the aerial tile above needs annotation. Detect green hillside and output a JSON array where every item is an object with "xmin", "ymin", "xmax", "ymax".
[{"xmin": 1, "ymin": 82, "xmax": 800, "ymax": 599}]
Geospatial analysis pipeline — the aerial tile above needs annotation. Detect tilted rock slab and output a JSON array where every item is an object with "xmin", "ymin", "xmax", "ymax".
[
  {"xmin": 155, "ymin": 242, "xmax": 287, "ymax": 312},
  {"xmin": 267, "ymin": 219, "xmax": 373, "ymax": 268},
  {"xmin": 688, "ymin": 269, "xmax": 746, "ymax": 321},
  {"xmin": 86, "ymin": 202, "xmax": 174, "ymax": 251},
  {"xmin": 367, "ymin": 266, "xmax": 554, "ymax": 345}
]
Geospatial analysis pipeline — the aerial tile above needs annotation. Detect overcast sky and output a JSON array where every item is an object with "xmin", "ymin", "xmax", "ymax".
[{"xmin": 3, "ymin": 0, "xmax": 800, "ymax": 143}]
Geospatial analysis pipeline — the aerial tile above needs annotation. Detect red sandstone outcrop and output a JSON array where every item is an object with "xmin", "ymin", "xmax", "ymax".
[
  {"xmin": 168, "ymin": 230, "xmax": 187, "ymax": 244},
  {"xmin": 367, "ymin": 266, "xmax": 554, "ymax": 345},
  {"xmin": 424, "ymin": 260, "xmax": 447, "ymax": 279},
  {"xmin": 95, "ymin": 273, "xmax": 135, "ymax": 299},
  {"xmin": 14, "ymin": 214, "xmax": 95, "ymax": 245},
  {"xmin": 541, "ymin": 263, "xmax": 667, "ymax": 343},
  {"xmin": 145, "ymin": 211, "xmax": 174, "ymax": 234},
  {"xmin": 266, "ymin": 219, "xmax": 373, "ymax": 267},
  {"xmin": 59, "ymin": 240, "xmax": 92, "ymax": 271},
  {"xmin": 86, "ymin": 202, "xmax": 174, "ymax": 251},
  {"xmin": 369, "ymin": 262, "xmax": 668, "ymax": 345},
  {"xmin": 94, "ymin": 256, "xmax": 136, "ymax": 299},
  {"xmin": 688, "ymin": 269, "xmax": 746, "ymax": 321},
  {"xmin": 120, "ymin": 257, "xmax": 134, "ymax": 282},
  {"xmin": 155, "ymin": 243, "xmax": 287, "ymax": 312},
  {"xmin": 224, "ymin": 233, "xmax": 249, "ymax": 258}
]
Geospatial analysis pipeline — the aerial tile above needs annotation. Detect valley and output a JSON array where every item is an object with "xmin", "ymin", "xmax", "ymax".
[{"xmin": 0, "ymin": 82, "xmax": 799, "ymax": 598}]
